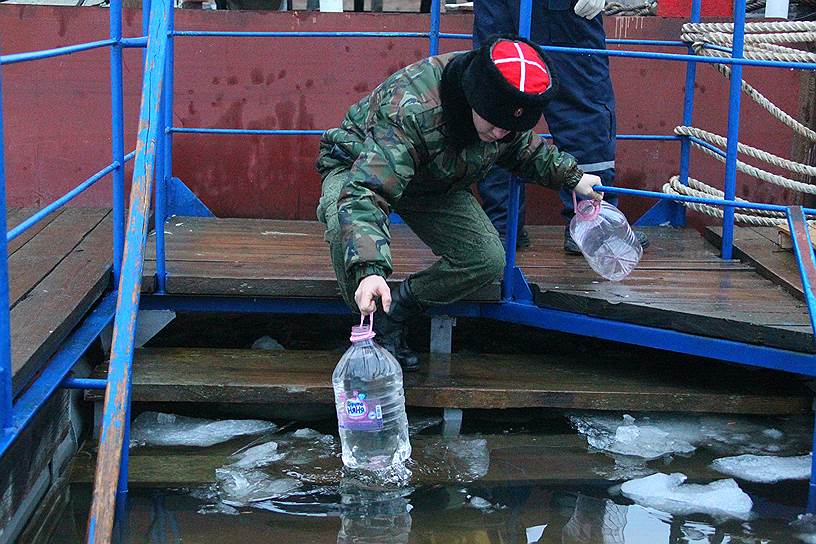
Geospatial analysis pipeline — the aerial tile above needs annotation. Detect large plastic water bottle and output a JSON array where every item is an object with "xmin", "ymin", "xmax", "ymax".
[
  {"xmin": 569, "ymin": 193, "xmax": 643, "ymax": 282},
  {"xmin": 332, "ymin": 314, "xmax": 411, "ymax": 471}
]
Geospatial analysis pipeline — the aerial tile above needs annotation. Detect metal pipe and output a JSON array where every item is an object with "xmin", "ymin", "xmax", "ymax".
[
  {"xmin": 786, "ymin": 206, "xmax": 816, "ymax": 336},
  {"xmin": 174, "ymin": 31, "xmax": 431, "ymax": 38},
  {"xmin": 0, "ymin": 292, "xmax": 116, "ymax": 460},
  {"xmin": 721, "ymin": 0, "xmax": 748, "ymax": 260},
  {"xmin": 62, "ymin": 377, "xmax": 108, "ymax": 390},
  {"xmin": 439, "ymin": 32, "xmax": 690, "ymax": 46},
  {"xmin": 429, "ymin": 0, "xmax": 440, "ymax": 55},
  {"xmin": 502, "ymin": 181, "xmax": 522, "ymax": 301},
  {"xmin": 688, "ymin": 136, "xmax": 728, "ymax": 158},
  {"xmin": 121, "ymin": 37, "xmax": 149, "ymax": 48},
  {"xmin": 111, "ymin": 0, "xmax": 126, "ymax": 286},
  {"xmin": 156, "ymin": 0, "xmax": 176, "ymax": 294},
  {"xmin": 87, "ymin": 0, "xmax": 169, "ymax": 538},
  {"xmin": 0, "ymin": 59, "xmax": 12, "ymax": 430},
  {"xmin": 518, "ymin": 0, "xmax": 532, "ymax": 38},
  {"xmin": 596, "ymin": 185, "xmax": 816, "ymax": 215},
  {"xmin": 0, "ymin": 40, "xmax": 116, "ymax": 66},
  {"xmin": 6, "ymin": 152, "xmax": 136, "ymax": 243},
  {"xmin": 676, "ymin": 0, "xmax": 702, "ymax": 228}
]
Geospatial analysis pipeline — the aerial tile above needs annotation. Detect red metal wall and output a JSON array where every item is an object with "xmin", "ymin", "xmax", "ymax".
[{"xmin": 0, "ymin": 6, "xmax": 802, "ymax": 228}]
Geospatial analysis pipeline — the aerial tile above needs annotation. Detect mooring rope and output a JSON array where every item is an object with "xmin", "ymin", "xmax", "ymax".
[{"xmin": 665, "ymin": 21, "xmax": 816, "ymax": 224}]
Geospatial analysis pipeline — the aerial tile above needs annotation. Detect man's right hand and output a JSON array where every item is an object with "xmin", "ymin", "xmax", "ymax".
[{"xmin": 355, "ymin": 275, "xmax": 391, "ymax": 315}]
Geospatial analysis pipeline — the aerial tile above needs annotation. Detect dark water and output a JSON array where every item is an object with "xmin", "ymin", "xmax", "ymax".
[{"xmin": 50, "ymin": 412, "xmax": 816, "ymax": 544}]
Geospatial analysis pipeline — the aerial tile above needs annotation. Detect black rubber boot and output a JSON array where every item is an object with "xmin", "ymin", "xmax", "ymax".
[{"xmin": 374, "ymin": 280, "xmax": 423, "ymax": 372}]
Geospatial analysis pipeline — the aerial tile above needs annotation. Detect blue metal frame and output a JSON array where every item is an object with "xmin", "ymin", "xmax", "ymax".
[{"xmin": 0, "ymin": 51, "xmax": 12, "ymax": 432}]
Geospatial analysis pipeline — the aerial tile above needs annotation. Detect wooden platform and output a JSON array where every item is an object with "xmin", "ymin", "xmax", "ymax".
[
  {"xmin": 144, "ymin": 218, "xmax": 814, "ymax": 353},
  {"xmin": 86, "ymin": 347, "xmax": 810, "ymax": 414},
  {"xmin": 7, "ymin": 208, "xmax": 112, "ymax": 394}
]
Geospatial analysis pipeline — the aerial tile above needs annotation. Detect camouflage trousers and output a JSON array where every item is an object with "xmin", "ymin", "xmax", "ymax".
[{"xmin": 317, "ymin": 167, "xmax": 506, "ymax": 310}]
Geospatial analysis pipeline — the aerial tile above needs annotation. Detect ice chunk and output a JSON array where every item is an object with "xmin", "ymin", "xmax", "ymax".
[
  {"xmin": 763, "ymin": 428, "xmax": 784, "ymax": 440},
  {"xmin": 251, "ymin": 336, "xmax": 284, "ymax": 350},
  {"xmin": 791, "ymin": 513, "xmax": 816, "ymax": 543},
  {"xmin": 710, "ymin": 453, "xmax": 811, "ymax": 483},
  {"xmin": 468, "ymin": 496, "xmax": 492, "ymax": 509},
  {"xmin": 130, "ymin": 412, "xmax": 276, "ymax": 448},
  {"xmin": 570, "ymin": 414, "xmax": 695, "ymax": 460},
  {"xmin": 228, "ymin": 441, "xmax": 285, "ymax": 469},
  {"xmin": 620, "ymin": 473, "xmax": 753, "ymax": 520},
  {"xmin": 216, "ymin": 467, "xmax": 302, "ymax": 505}
]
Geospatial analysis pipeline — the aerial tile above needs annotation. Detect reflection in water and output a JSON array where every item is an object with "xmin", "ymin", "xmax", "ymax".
[{"xmin": 336, "ymin": 480, "xmax": 412, "ymax": 544}]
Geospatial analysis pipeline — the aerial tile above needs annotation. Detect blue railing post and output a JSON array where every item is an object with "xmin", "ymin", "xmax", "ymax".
[
  {"xmin": 429, "ymin": 0, "xmax": 440, "ymax": 55},
  {"xmin": 87, "ymin": 0, "xmax": 169, "ymax": 538},
  {"xmin": 156, "ymin": 0, "xmax": 175, "ymax": 294},
  {"xmin": 0, "ymin": 54, "xmax": 13, "ymax": 432},
  {"xmin": 518, "ymin": 0, "xmax": 532, "ymax": 38},
  {"xmin": 111, "ymin": 0, "xmax": 126, "ymax": 285},
  {"xmin": 674, "ymin": 0, "xmax": 702, "ymax": 227},
  {"xmin": 720, "ymin": 0, "xmax": 748, "ymax": 259}
]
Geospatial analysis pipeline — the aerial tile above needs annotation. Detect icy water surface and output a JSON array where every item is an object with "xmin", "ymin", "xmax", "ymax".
[{"xmin": 53, "ymin": 412, "xmax": 816, "ymax": 543}]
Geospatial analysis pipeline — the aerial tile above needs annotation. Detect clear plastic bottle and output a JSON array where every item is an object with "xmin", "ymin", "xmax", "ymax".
[
  {"xmin": 569, "ymin": 194, "xmax": 643, "ymax": 282},
  {"xmin": 332, "ymin": 315, "xmax": 411, "ymax": 471}
]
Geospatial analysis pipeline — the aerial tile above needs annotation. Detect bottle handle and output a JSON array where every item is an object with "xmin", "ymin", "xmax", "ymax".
[
  {"xmin": 350, "ymin": 312, "xmax": 376, "ymax": 342},
  {"xmin": 572, "ymin": 191, "xmax": 601, "ymax": 221}
]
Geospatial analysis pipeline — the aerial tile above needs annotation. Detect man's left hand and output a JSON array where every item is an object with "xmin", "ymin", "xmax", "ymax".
[{"xmin": 574, "ymin": 0, "xmax": 604, "ymax": 19}]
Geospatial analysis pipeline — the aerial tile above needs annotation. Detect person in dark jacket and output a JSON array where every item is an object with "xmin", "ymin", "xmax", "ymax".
[{"xmin": 316, "ymin": 35, "xmax": 602, "ymax": 370}]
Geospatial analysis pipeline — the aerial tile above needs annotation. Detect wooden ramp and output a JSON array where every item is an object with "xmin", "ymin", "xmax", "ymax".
[
  {"xmin": 144, "ymin": 218, "xmax": 813, "ymax": 353},
  {"xmin": 7, "ymin": 208, "xmax": 112, "ymax": 394},
  {"xmin": 86, "ymin": 346, "xmax": 810, "ymax": 414}
]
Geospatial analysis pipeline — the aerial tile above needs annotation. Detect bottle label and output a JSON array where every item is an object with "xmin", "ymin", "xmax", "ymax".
[{"xmin": 337, "ymin": 390, "xmax": 383, "ymax": 431}]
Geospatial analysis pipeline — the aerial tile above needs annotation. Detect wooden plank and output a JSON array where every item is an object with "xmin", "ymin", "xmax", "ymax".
[
  {"xmin": 69, "ymin": 431, "xmax": 726, "ymax": 488},
  {"xmin": 6, "ymin": 208, "xmax": 65, "ymax": 256},
  {"xmin": 16, "ymin": 475, "xmax": 72, "ymax": 544},
  {"xmin": 8, "ymin": 208, "xmax": 109, "ymax": 308},
  {"xmin": 0, "ymin": 392, "xmax": 70, "ymax": 533},
  {"xmin": 11, "ymin": 212, "xmax": 112, "ymax": 392},
  {"xmin": 84, "ymin": 347, "xmax": 809, "ymax": 414},
  {"xmin": 706, "ymin": 226, "xmax": 804, "ymax": 300}
]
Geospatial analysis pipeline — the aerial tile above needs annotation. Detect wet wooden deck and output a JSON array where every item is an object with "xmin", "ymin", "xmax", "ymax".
[
  {"xmin": 6, "ymin": 208, "xmax": 112, "ymax": 394},
  {"xmin": 143, "ymin": 218, "xmax": 813, "ymax": 354}
]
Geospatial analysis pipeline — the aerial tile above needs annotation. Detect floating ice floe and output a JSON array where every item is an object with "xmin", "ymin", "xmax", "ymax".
[
  {"xmin": 129, "ymin": 412, "xmax": 277, "ymax": 448},
  {"xmin": 228, "ymin": 441, "xmax": 286, "ymax": 469},
  {"xmin": 569, "ymin": 413, "xmax": 809, "ymax": 460},
  {"xmin": 791, "ymin": 513, "xmax": 816, "ymax": 543},
  {"xmin": 620, "ymin": 473, "xmax": 753, "ymax": 520},
  {"xmin": 216, "ymin": 467, "xmax": 302, "ymax": 505},
  {"xmin": 710, "ymin": 453, "xmax": 812, "ymax": 483},
  {"xmin": 468, "ymin": 496, "xmax": 493, "ymax": 510},
  {"xmin": 251, "ymin": 336, "xmax": 285, "ymax": 350}
]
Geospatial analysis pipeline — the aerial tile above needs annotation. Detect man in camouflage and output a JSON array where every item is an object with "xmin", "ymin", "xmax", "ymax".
[{"xmin": 316, "ymin": 35, "xmax": 602, "ymax": 371}]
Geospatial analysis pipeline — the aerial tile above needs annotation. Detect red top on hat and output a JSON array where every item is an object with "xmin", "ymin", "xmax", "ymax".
[{"xmin": 490, "ymin": 40, "xmax": 552, "ymax": 95}]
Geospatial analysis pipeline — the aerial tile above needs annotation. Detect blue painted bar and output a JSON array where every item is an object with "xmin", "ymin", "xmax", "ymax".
[
  {"xmin": 483, "ymin": 302, "xmax": 816, "ymax": 376},
  {"xmin": 120, "ymin": 37, "xmax": 148, "ymax": 48},
  {"xmin": 439, "ymin": 33, "xmax": 689, "ymax": 47},
  {"xmin": 810, "ymin": 415, "xmax": 816, "ymax": 513},
  {"xmin": 174, "ymin": 31, "xmax": 430, "ymax": 38},
  {"xmin": 675, "ymin": 0, "xmax": 702, "ymax": 228},
  {"xmin": 61, "ymin": 377, "xmax": 108, "ymax": 390},
  {"xmin": 0, "ymin": 292, "xmax": 116, "ymax": 460},
  {"xmin": 111, "ymin": 0, "xmax": 126, "ymax": 285},
  {"xmin": 502, "ymin": 182, "xmax": 523, "ymax": 301},
  {"xmin": 0, "ymin": 58, "xmax": 11, "ymax": 431},
  {"xmin": 688, "ymin": 136, "xmax": 728, "ymax": 158},
  {"xmin": 597, "ymin": 185, "xmax": 816, "ymax": 215},
  {"xmin": 518, "ymin": 0, "xmax": 532, "ymax": 38},
  {"xmin": 87, "ymin": 0, "xmax": 170, "ymax": 537},
  {"xmin": 0, "ymin": 39, "xmax": 115, "ymax": 66},
  {"xmin": 429, "ymin": 0, "xmax": 440, "ymax": 55},
  {"xmin": 6, "ymin": 152, "xmax": 137, "ymax": 243},
  {"xmin": 786, "ymin": 206, "xmax": 816, "ymax": 337},
  {"xmin": 721, "ymin": 0, "xmax": 748, "ymax": 260},
  {"xmin": 156, "ymin": 0, "xmax": 175, "ymax": 294}
]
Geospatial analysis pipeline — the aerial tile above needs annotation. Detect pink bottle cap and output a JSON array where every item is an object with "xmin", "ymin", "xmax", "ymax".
[{"xmin": 350, "ymin": 313, "xmax": 376, "ymax": 342}]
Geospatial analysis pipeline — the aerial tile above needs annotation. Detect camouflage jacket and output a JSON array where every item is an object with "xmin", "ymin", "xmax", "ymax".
[{"xmin": 315, "ymin": 51, "xmax": 584, "ymax": 285}]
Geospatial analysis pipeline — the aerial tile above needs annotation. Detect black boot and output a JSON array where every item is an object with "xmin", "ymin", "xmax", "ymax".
[{"xmin": 374, "ymin": 280, "xmax": 423, "ymax": 372}]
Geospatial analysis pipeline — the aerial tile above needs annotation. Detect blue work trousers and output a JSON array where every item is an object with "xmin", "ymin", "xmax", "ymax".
[{"xmin": 474, "ymin": 0, "xmax": 617, "ymax": 238}]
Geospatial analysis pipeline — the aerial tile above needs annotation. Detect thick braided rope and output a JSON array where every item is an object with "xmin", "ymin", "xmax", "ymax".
[
  {"xmin": 663, "ymin": 177, "xmax": 798, "ymax": 226},
  {"xmin": 675, "ymin": 125, "xmax": 816, "ymax": 177},
  {"xmin": 683, "ymin": 30, "xmax": 816, "ymax": 45},
  {"xmin": 683, "ymin": 21, "xmax": 816, "ymax": 34}
]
